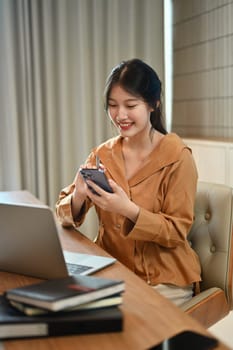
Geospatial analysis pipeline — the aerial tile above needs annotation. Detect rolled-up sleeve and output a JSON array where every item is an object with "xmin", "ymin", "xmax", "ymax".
[{"xmin": 56, "ymin": 184, "xmax": 92, "ymax": 228}]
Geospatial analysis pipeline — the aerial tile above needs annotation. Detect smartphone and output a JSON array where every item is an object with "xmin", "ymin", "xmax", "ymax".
[
  {"xmin": 80, "ymin": 169, "xmax": 113, "ymax": 195},
  {"xmin": 149, "ymin": 330, "xmax": 218, "ymax": 350}
]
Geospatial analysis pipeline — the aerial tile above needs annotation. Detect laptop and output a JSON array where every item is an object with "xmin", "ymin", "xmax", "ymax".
[{"xmin": 0, "ymin": 202, "xmax": 116, "ymax": 279}]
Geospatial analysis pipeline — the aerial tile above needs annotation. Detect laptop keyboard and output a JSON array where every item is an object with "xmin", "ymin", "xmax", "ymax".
[{"xmin": 67, "ymin": 262, "xmax": 92, "ymax": 275}]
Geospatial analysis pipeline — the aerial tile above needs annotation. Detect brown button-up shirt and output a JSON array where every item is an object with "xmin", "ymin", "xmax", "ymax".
[{"xmin": 56, "ymin": 133, "xmax": 201, "ymax": 287}]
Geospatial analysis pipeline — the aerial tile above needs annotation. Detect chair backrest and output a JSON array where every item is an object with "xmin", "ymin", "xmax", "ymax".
[{"xmin": 188, "ymin": 181, "xmax": 233, "ymax": 308}]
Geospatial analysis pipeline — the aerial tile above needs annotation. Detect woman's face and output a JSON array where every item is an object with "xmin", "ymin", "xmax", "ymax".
[{"xmin": 107, "ymin": 85, "xmax": 153, "ymax": 139}]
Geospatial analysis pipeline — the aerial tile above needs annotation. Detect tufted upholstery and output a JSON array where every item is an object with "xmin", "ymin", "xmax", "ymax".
[{"xmin": 180, "ymin": 181, "xmax": 233, "ymax": 328}]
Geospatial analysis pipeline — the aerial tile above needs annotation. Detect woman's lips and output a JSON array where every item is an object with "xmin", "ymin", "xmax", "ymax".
[{"xmin": 118, "ymin": 122, "xmax": 133, "ymax": 131}]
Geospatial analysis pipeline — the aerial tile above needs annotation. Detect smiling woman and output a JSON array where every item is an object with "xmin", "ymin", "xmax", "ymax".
[{"xmin": 56, "ymin": 59, "xmax": 201, "ymax": 307}]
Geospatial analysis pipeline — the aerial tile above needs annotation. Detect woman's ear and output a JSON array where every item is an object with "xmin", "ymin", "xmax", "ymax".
[{"xmin": 150, "ymin": 100, "xmax": 160, "ymax": 112}]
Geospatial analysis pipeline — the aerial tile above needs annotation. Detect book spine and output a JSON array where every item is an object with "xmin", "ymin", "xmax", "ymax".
[
  {"xmin": 0, "ymin": 323, "xmax": 48, "ymax": 339},
  {"xmin": 48, "ymin": 318, "xmax": 123, "ymax": 336},
  {"xmin": 0, "ymin": 315, "xmax": 123, "ymax": 340}
]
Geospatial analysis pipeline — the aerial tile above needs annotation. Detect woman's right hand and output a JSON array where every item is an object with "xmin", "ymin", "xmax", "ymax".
[
  {"xmin": 71, "ymin": 158, "xmax": 105, "ymax": 219},
  {"xmin": 74, "ymin": 159, "xmax": 105, "ymax": 199},
  {"xmin": 71, "ymin": 165, "xmax": 91, "ymax": 219},
  {"xmin": 72, "ymin": 164, "xmax": 92, "ymax": 201}
]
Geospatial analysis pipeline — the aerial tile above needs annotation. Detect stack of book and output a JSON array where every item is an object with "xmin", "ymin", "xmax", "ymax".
[{"xmin": 0, "ymin": 275, "xmax": 125, "ymax": 340}]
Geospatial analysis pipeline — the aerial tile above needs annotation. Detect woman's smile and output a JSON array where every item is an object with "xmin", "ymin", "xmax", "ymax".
[
  {"xmin": 117, "ymin": 121, "xmax": 134, "ymax": 131},
  {"xmin": 108, "ymin": 85, "xmax": 153, "ymax": 138}
]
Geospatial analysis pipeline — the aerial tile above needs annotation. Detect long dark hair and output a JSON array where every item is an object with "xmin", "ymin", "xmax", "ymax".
[{"xmin": 104, "ymin": 58, "xmax": 167, "ymax": 135}]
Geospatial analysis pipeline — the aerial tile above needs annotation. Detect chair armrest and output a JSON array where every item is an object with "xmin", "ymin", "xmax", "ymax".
[{"xmin": 180, "ymin": 287, "xmax": 230, "ymax": 328}]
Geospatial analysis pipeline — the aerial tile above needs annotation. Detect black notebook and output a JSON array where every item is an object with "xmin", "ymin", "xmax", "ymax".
[
  {"xmin": 5, "ymin": 275, "xmax": 125, "ymax": 312},
  {"xmin": 0, "ymin": 295, "xmax": 123, "ymax": 340},
  {"xmin": 9, "ymin": 293, "xmax": 123, "ymax": 316}
]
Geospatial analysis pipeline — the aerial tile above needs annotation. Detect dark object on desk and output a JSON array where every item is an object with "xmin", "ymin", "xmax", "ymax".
[
  {"xmin": 0, "ymin": 296, "xmax": 123, "ymax": 340},
  {"xmin": 150, "ymin": 330, "xmax": 218, "ymax": 350},
  {"xmin": 5, "ymin": 275, "xmax": 125, "ymax": 312}
]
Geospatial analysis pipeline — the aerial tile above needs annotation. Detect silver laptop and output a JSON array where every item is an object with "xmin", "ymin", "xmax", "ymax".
[{"xmin": 0, "ymin": 202, "xmax": 116, "ymax": 279}]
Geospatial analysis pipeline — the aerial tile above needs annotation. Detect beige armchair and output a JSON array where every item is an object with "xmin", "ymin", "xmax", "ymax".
[{"xmin": 180, "ymin": 181, "xmax": 233, "ymax": 328}]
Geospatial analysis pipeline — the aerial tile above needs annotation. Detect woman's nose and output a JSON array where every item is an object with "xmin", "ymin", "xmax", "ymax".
[{"xmin": 117, "ymin": 106, "xmax": 128, "ymax": 119}]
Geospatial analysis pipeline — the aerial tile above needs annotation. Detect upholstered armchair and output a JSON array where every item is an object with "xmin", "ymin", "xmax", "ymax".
[{"xmin": 180, "ymin": 181, "xmax": 233, "ymax": 328}]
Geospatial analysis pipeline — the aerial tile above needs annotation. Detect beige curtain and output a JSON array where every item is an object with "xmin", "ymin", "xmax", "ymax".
[{"xmin": 0, "ymin": 0, "xmax": 164, "ymax": 236}]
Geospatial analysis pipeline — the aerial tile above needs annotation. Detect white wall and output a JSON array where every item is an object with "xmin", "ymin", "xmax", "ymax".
[{"xmin": 184, "ymin": 138, "xmax": 233, "ymax": 187}]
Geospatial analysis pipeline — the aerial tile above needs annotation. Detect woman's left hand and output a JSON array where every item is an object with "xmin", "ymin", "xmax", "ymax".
[{"xmin": 86, "ymin": 179, "xmax": 139, "ymax": 223}]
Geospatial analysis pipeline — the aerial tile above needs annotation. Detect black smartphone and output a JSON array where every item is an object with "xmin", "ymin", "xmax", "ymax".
[
  {"xmin": 80, "ymin": 169, "xmax": 113, "ymax": 195},
  {"xmin": 149, "ymin": 331, "xmax": 218, "ymax": 350}
]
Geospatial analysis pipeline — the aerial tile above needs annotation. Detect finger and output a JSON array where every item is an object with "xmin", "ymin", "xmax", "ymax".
[
  {"xmin": 99, "ymin": 164, "xmax": 105, "ymax": 171},
  {"xmin": 86, "ymin": 180, "xmax": 108, "ymax": 196},
  {"xmin": 80, "ymin": 165, "xmax": 98, "ymax": 170},
  {"xmin": 108, "ymin": 179, "xmax": 118, "ymax": 191}
]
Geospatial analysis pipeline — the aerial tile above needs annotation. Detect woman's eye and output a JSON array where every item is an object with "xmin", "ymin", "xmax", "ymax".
[
  {"xmin": 127, "ymin": 105, "xmax": 137, "ymax": 109},
  {"xmin": 108, "ymin": 104, "xmax": 117, "ymax": 108}
]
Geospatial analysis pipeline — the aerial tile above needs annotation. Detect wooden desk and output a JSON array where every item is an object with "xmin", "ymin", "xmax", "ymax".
[{"xmin": 0, "ymin": 191, "xmax": 230, "ymax": 350}]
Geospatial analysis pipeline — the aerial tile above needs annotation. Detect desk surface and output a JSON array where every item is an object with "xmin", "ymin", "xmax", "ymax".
[{"xmin": 0, "ymin": 191, "xmax": 230, "ymax": 350}]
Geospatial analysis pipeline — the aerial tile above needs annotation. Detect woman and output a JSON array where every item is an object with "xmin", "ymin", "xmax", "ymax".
[{"xmin": 56, "ymin": 58, "xmax": 201, "ymax": 306}]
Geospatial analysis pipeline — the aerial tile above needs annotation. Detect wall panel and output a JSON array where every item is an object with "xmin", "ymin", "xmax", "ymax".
[
  {"xmin": 172, "ymin": 0, "xmax": 233, "ymax": 139},
  {"xmin": 184, "ymin": 138, "xmax": 233, "ymax": 188}
]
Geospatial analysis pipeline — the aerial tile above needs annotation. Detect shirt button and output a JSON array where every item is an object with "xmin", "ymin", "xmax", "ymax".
[{"xmin": 210, "ymin": 245, "xmax": 216, "ymax": 253}]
